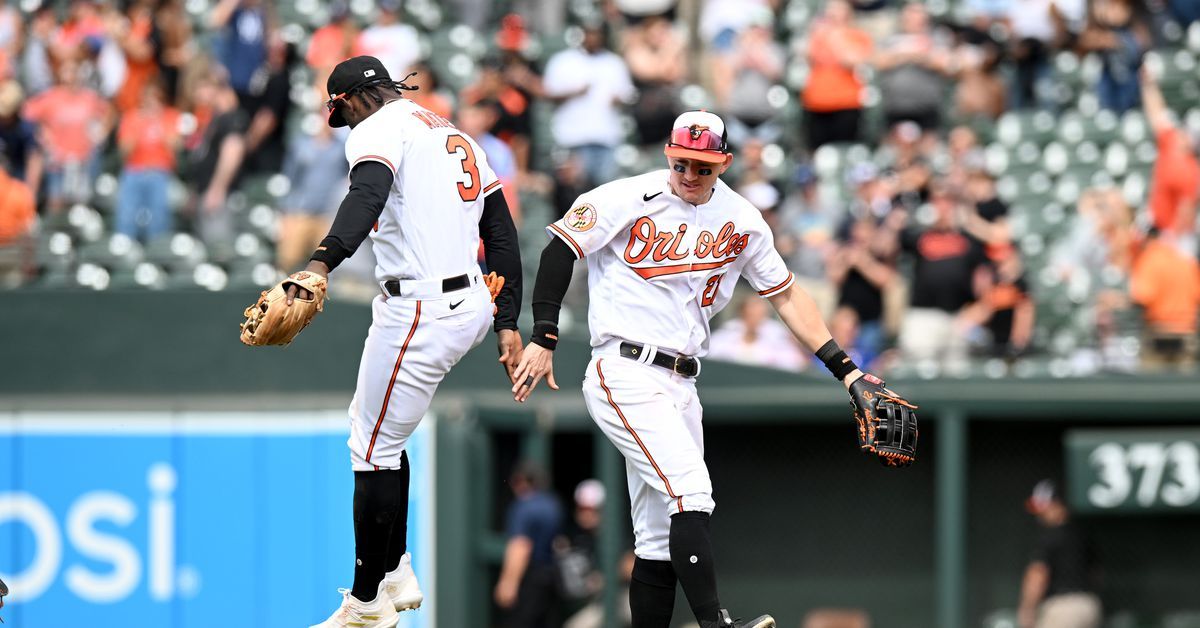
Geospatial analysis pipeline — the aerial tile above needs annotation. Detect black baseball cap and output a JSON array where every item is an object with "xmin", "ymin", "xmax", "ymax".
[{"xmin": 326, "ymin": 56, "xmax": 391, "ymax": 128}]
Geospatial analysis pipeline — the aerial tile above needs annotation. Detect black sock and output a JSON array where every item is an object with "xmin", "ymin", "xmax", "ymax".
[
  {"xmin": 384, "ymin": 451, "xmax": 411, "ymax": 573},
  {"xmin": 351, "ymin": 467, "xmax": 404, "ymax": 602},
  {"xmin": 670, "ymin": 511, "xmax": 721, "ymax": 624},
  {"xmin": 630, "ymin": 558, "xmax": 677, "ymax": 628}
]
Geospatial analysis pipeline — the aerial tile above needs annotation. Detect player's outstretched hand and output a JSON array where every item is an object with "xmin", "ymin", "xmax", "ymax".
[
  {"xmin": 497, "ymin": 329, "xmax": 524, "ymax": 384},
  {"xmin": 510, "ymin": 342, "xmax": 558, "ymax": 403}
]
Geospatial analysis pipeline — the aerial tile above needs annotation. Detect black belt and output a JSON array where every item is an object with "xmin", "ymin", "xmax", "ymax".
[
  {"xmin": 382, "ymin": 273, "xmax": 470, "ymax": 297},
  {"xmin": 619, "ymin": 342, "xmax": 699, "ymax": 377}
]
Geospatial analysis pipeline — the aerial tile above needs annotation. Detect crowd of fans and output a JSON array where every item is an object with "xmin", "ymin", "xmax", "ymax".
[{"xmin": 0, "ymin": 0, "xmax": 1198, "ymax": 376}]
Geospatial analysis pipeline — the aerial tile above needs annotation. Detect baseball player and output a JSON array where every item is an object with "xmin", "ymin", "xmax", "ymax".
[
  {"xmin": 296, "ymin": 56, "xmax": 524, "ymax": 628},
  {"xmin": 510, "ymin": 111, "xmax": 916, "ymax": 628}
]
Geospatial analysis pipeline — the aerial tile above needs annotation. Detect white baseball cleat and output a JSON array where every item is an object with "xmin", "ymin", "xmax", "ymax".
[
  {"xmin": 310, "ymin": 582, "xmax": 399, "ymax": 628},
  {"xmin": 382, "ymin": 552, "xmax": 424, "ymax": 612}
]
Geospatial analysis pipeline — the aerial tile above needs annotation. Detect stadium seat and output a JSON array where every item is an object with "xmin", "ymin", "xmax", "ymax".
[
  {"xmin": 76, "ymin": 233, "xmax": 145, "ymax": 272},
  {"xmin": 144, "ymin": 232, "xmax": 207, "ymax": 272}
]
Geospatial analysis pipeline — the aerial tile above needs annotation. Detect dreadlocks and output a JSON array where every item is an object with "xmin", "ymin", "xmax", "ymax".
[{"xmin": 348, "ymin": 72, "xmax": 420, "ymax": 106}]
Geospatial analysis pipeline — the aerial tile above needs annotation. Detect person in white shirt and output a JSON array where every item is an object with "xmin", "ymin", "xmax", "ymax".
[
  {"xmin": 542, "ymin": 22, "xmax": 636, "ymax": 187},
  {"xmin": 509, "ymin": 111, "xmax": 916, "ymax": 628},
  {"xmin": 707, "ymin": 295, "xmax": 806, "ymax": 371},
  {"xmin": 356, "ymin": 0, "xmax": 420, "ymax": 81}
]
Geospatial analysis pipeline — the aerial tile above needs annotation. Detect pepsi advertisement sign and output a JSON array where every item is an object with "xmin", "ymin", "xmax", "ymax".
[{"xmin": 0, "ymin": 411, "xmax": 436, "ymax": 627}]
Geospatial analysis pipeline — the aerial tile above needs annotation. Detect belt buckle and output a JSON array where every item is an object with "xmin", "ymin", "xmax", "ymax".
[{"xmin": 673, "ymin": 355, "xmax": 694, "ymax": 377}]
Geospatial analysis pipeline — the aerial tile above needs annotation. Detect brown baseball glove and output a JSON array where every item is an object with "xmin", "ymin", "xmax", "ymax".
[{"xmin": 239, "ymin": 271, "xmax": 328, "ymax": 346}]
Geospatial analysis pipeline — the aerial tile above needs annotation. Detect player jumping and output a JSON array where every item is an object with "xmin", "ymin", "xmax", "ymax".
[
  {"xmin": 511, "ymin": 111, "xmax": 917, "ymax": 628},
  {"xmin": 298, "ymin": 56, "xmax": 524, "ymax": 628}
]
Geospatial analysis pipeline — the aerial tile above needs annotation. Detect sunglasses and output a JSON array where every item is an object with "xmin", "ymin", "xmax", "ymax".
[
  {"xmin": 325, "ymin": 92, "xmax": 348, "ymax": 112},
  {"xmin": 667, "ymin": 125, "xmax": 727, "ymax": 154}
]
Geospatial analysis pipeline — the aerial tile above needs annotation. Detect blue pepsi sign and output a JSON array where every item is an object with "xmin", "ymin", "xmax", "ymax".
[{"xmin": 0, "ymin": 411, "xmax": 436, "ymax": 627}]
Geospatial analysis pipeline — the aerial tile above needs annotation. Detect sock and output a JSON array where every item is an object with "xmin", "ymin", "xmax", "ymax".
[
  {"xmin": 351, "ymin": 467, "xmax": 404, "ymax": 602},
  {"xmin": 384, "ymin": 450, "xmax": 411, "ymax": 574},
  {"xmin": 629, "ymin": 558, "xmax": 677, "ymax": 628},
  {"xmin": 669, "ymin": 511, "xmax": 721, "ymax": 624}
]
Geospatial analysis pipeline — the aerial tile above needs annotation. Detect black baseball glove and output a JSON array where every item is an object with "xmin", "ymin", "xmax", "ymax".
[{"xmin": 848, "ymin": 373, "xmax": 918, "ymax": 467}]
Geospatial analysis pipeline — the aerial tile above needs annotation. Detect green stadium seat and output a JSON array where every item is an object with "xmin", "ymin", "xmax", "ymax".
[
  {"xmin": 144, "ymin": 233, "xmax": 207, "ymax": 272},
  {"xmin": 996, "ymin": 110, "xmax": 1058, "ymax": 147},
  {"xmin": 34, "ymin": 231, "xmax": 74, "ymax": 272},
  {"xmin": 77, "ymin": 234, "xmax": 145, "ymax": 272}
]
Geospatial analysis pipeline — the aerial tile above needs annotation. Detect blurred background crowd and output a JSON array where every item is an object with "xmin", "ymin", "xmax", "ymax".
[{"xmin": 0, "ymin": 0, "xmax": 1198, "ymax": 379}]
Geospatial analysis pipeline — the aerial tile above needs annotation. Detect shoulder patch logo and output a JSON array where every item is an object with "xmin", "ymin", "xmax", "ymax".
[{"xmin": 565, "ymin": 203, "xmax": 598, "ymax": 232}]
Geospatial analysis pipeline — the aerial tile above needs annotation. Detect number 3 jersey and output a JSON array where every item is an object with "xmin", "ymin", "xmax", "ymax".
[
  {"xmin": 547, "ymin": 170, "xmax": 795, "ymax": 357},
  {"xmin": 344, "ymin": 98, "xmax": 502, "ymax": 282}
]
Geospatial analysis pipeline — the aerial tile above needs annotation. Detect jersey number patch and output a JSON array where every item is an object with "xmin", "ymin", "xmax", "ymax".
[
  {"xmin": 701, "ymin": 274, "xmax": 724, "ymax": 307},
  {"xmin": 445, "ymin": 134, "xmax": 481, "ymax": 202}
]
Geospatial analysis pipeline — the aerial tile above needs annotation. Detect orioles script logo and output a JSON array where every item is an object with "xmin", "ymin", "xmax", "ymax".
[{"xmin": 623, "ymin": 216, "xmax": 750, "ymax": 279}]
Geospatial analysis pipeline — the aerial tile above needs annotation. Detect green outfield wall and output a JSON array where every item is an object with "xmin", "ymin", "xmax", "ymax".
[{"xmin": 5, "ymin": 291, "xmax": 1199, "ymax": 628}]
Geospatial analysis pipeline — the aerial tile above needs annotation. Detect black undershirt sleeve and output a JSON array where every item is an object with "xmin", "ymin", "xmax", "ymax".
[
  {"xmin": 479, "ymin": 191, "xmax": 522, "ymax": 331},
  {"xmin": 309, "ymin": 161, "xmax": 394, "ymax": 270},
  {"xmin": 531, "ymin": 237, "xmax": 576, "ymax": 326}
]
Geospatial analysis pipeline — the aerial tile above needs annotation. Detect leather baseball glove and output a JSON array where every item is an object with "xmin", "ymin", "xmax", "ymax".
[
  {"xmin": 484, "ymin": 271, "xmax": 504, "ymax": 314},
  {"xmin": 239, "ymin": 271, "xmax": 328, "ymax": 346},
  {"xmin": 848, "ymin": 373, "xmax": 918, "ymax": 467}
]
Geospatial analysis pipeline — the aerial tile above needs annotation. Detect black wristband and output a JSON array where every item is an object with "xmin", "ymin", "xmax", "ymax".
[
  {"xmin": 816, "ymin": 339, "xmax": 858, "ymax": 381},
  {"xmin": 530, "ymin": 320, "xmax": 559, "ymax": 351}
]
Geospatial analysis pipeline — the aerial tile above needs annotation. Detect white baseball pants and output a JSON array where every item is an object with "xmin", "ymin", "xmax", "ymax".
[
  {"xmin": 348, "ymin": 274, "xmax": 492, "ymax": 471},
  {"xmin": 582, "ymin": 350, "xmax": 715, "ymax": 561}
]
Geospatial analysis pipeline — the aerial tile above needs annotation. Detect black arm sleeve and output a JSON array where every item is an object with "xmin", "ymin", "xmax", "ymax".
[
  {"xmin": 479, "ymin": 191, "xmax": 522, "ymax": 331},
  {"xmin": 531, "ymin": 237, "xmax": 576, "ymax": 326},
  {"xmin": 309, "ymin": 161, "xmax": 394, "ymax": 270}
]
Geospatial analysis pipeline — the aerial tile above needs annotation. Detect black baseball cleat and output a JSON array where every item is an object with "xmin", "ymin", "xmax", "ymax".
[{"xmin": 700, "ymin": 609, "xmax": 776, "ymax": 628}]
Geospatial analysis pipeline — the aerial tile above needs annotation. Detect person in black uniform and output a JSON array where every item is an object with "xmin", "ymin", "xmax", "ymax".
[{"xmin": 1018, "ymin": 480, "xmax": 1102, "ymax": 628}]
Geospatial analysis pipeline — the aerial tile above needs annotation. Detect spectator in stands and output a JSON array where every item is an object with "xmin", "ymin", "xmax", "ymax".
[
  {"xmin": 405, "ymin": 61, "xmax": 453, "ymax": 121},
  {"xmin": 51, "ymin": 0, "xmax": 107, "ymax": 64},
  {"xmin": 828, "ymin": 215, "xmax": 897, "ymax": 363},
  {"xmin": 1018, "ymin": 479, "xmax": 1101, "ymax": 628},
  {"xmin": 708, "ymin": 295, "xmax": 807, "ymax": 371},
  {"xmin": 699, "ymin": 0, "xmax": 772, "ymax": 53},
  {"xmin": 873, "ymin": 2, "xmax": 954, "ymax": 131},
  {"xmin": 954, "ymin": 35, "xmax": 1007, "ymax": 120},
  {"xmin": 115, "ymin": 81, "xmax": 180, "ymax": 242},
  {"xmin": 240, "ymin": 34, "xmax": 295, "ymax": 176},
  {"xmin": 731, "ymin": 138, "xmax": 783, "ymax": 217},
  {"xmin": 277, "ymin": 124, "xmax": 347, "ymax": 271},
  {"xmin": 183, "ymin": 67, "xmax": 245, "ymax": 244},
  {"xmin": 0, "ymin": 155, "xmax": 35, "ymax": 245},
  {"xmin": 1007, "ymin": 0, "xmax": 1058, "ymax": 110},
  {"xmin": 962, "ymin": 167, "xmax": 1013, "ymax": 260},
  {"xmin": 825, "ymin": 305, "xmax": 888, "ymax": 374},
  {"xmin": 778, "ymin": 165, "xmax": 838, "ymax": 312},
  {"xmin": 542, "ymin": 23, "xmax": 635, "ymax": 187},
  {"xmin": 1078, "ymin": 0, "xmax": 1150, "ymax": 113},
  {"xmin": 21, "ymin": 5, "xmax": 57, "ymax": 95},
  {"xmin": 493, "ymin": 15, "xmax": 544, "ymax": 174},
  {"xmin": 305, "ymin": 2, "xmax": 361, "ymax": 100},
  {"xmin": 113, "ymin": 0, "xmax": 160, "ymax": 115},
  {"xmin": 23, "ymin": 59, "xmax": 113, "ymax": 214},
  {"xmin": 1141, "ymin": 66, "xmax": 1198, "ymax": 255},
  {"xmin": 495, "ymin": 462, "xmax": 563, "ymax": 628},
  {"xmin": 803, "ymin": 0, "xmax": 873, "ymax": 149},
  {"xmin": 1049, "ymin": 186, "xmax": 1135, "ymax": 288},
  {"xmin": 209, "ymin": 0, "xmax": 269, "ymax": 106},
  {"xmin": 154, "ymin": 0, "xmax": 195, "ymax": 106},
  {"xmin": 891, "ymin": 184, "xmax": 989, "ymax": 372},
  {"xmin": 979, "ymin": 253, "xmax": 1035, "ymax": 357},
  {"xmin": 1130, "ymin": 231, "xmax": 1200, "ymax": 371},
  {"xmin": 0, "ymin": 0, "xmax": 19, "ymax": 79},
  {"xmin": 0, "ymin": 81, "xmax": 43, "ymax": 192},
  {"xmin": 623, "ymin": 14, "xmax": 687, "ymax": 146},
  {"xmin": 461, "ymin": 55, "xmax": 538, "ymax": 175},
  {"xmin": 457, "ymin": 99, "xmax": 521, "ymax": 224},
  {"xmin": 716, "ymin": 6, "xmax": 786, "ymax": 147},
  {"xmin": 357, "ymin": 0, "xmax": 420, "ymax": 81}
]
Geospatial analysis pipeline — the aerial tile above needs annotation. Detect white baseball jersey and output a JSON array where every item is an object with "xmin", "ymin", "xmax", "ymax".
[
  {"xmin": 342, "ymin": 99, "xmax": 500, "ymax": 471},
  {"xmin": 547, "ymin": 170, "xmax": 795, "ymax": 357},
  {"xmin": 345, "ymin": 98, "xmax": 503, "ymax": 282}
]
